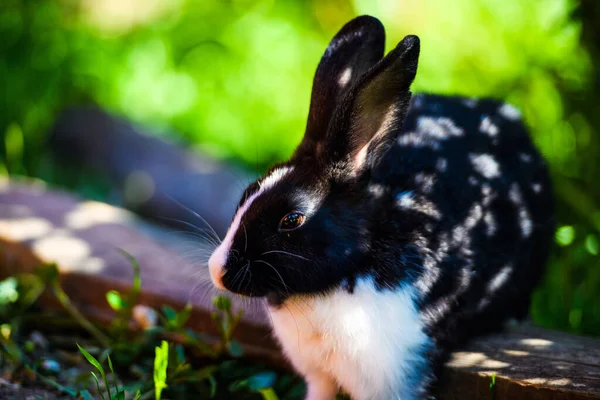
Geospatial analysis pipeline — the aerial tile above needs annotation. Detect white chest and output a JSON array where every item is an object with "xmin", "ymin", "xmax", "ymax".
[{"xmin": 268, "ymin": 279, "xmax": 432, "ymax": 400}]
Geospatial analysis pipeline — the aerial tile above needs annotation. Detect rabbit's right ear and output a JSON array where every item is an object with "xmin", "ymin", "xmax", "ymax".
[{"xmin": 293, "ymin": 16, "xmax": 385, "ymax": 161}]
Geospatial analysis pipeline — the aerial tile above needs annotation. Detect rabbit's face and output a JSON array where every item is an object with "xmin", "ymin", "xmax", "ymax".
[
  {"xmin": 209, "ymin": 18, "xmax": 421, "ymax": 301},
  {"xmin": 208, "ymin": 162, "xmax": 371, "ymax": 300}
]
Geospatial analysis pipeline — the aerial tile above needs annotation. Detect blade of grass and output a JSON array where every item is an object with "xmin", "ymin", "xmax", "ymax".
[
  {"xmin": 52, "ymin": 279, "xmax": 111, "ymax": 348},
  {"xmin": 78, "ymin": 344, "xmax": 112, "ymax": 399},
  {"xmin": 91, "ymin": 372, "xmax": 107, "ymax": 400},
  {"xmin": 107, "ymin": 353, "xmax": 120, "ymax": 394},
  {"xmin": 111, "ymin": 250, "xmax": 142, "ymax": 337},
  {"xmin": 26, "ymin": 366, "xmax": 78, "ymax": 397},
  {"xmin": 118, "ymin": 249, "xmax": 141, "ymax": 309}
]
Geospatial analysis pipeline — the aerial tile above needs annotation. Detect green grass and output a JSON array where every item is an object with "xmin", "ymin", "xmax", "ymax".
[{"xmin": 0, "ymin": 258, "xmax": 306, "ymax": 400}]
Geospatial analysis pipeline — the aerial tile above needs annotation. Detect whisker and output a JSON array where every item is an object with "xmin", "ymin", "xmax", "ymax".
[
  {"xmin": 165, "ymin": 195, "xmax": 222, "ymax": 243},
  {"xmin": 283, "ymin": 302, "xmax": 301, "ymax": 351},
  {"xmin": 260, "ymin": 250, "xmax": 311, "ymax": 261},
  {"xmin": 162, "ymin": 219, "xmax": 221, "ymax": 248},
  {"xmin": 254, "ymin": 260, "xmax": 291, "ymax": 295},
  {"xmin": 288, "ymin": 297, "xmax": 315, "ymax": 329}
]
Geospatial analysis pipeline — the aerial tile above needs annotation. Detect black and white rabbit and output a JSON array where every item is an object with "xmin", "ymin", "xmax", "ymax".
[{"xmin": 208, "ymin": 15, "xmax": 554, "ymax": 400}]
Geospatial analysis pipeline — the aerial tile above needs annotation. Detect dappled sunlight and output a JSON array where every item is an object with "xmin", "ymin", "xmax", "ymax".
[
  {"xmin": 81, "ymin": 0, "xmax": 182, "ymax": 33},
  {"xmin": 32, "ymin": 235, "xmax": 104, "ymax": 273},
  {"xmin": 0, "ymin": 217, "xmax": 54, "ymax": 241},
  {"xmin": 479, "ymin": 359, "xmax": 510, "ymax": 369},
  {"xmin": 502, "ymin": 349, "xmax": 529, "ymax": 357},
  {"xmin": 446, "ymin": 351, "xmax": 510, "ymax": 369},
  {"xmin": 520, "ymin": 338, "xmax": 554, "ymax": 348},
  {"xmin": 64, "ymin": 201, "xmax": 133, "ymax": 230},
  {"xmin": 524, "ymin": 377, "xmax": 572, "ymax": 387}
]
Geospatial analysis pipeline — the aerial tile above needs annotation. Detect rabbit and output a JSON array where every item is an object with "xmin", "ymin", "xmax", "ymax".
[{"xmin": 208, "ymin": 15, "xmax": 555, "ymax": 400}]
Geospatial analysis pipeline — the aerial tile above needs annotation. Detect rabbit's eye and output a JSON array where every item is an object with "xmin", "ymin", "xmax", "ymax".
[{"xmin": 279, "ymin": 211, "xmax": 306, "ymax": 232}]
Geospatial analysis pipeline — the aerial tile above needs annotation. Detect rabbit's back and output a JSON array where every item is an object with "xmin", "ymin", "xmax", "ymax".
[{"xmin": 374, "ymin": 93, "xmax": 555, "ymax": 345}]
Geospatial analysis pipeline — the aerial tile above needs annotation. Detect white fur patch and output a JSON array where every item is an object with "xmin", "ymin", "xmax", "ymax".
[
  {"xmin": 508, "ymin": 183, "xmax": 532, "ymax": 238},
  {"xmin": 519, "ymin": 153, "xmax": 533, "ymax": 163},
  {"xmin": 338, "ymin": 67, "xmax": 352, "ymax": 87},
  {"xmin": 487, "ymin": 265, "xmax": 513, "ymax": 293},
  {"xmin": 208, "ymin": 167, "xmax": 293, "ymax": 288},
  {"xmin": 417, "ymin": 117, "xmax": 464, "ymax": 139},
  {"xmin": 479, "ymin": 116, "xmax": 499, "ymax": 137},
  {"xmin": 498, "ymin": 103, "xmax": 521, "ymax": 121},
  {"xmin": 469, "ymin": 153, "xmax": 501, "ymax": 179},
  {"xmin": 269, "ymin": 278, "xmax": 431, "ymax": 400},
  {"xmin": 396, "ymin": 190, "xmax": 415, "ymax": 209}
]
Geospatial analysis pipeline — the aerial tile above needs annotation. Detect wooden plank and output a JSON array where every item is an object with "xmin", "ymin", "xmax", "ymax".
[
  {"xmin": 0, "ymin": 179, "xmax": 280, "ymax": 362},
  {"xmin": 440, "ymin": 325, "xmax": 600, "ymax": 399},
  {"xmin": 1, "ymin": 181, "xmax": 599, "ymax": 399}
]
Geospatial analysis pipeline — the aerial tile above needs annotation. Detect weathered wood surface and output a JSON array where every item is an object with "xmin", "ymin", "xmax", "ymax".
[
  {"xmin": 49, "ymin": 107, "xmax": 255, "ymax": 237},
  {"xmin": 0, "ymin": 179, "xmax": 279, "ymax": 363},
  {"xmin": 1, "ymin": 182, "xmax": 599, "ymax": 399}
]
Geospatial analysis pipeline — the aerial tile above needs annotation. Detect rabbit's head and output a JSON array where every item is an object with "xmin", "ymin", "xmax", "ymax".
[{"xmin": 208, "ymin": 16, "xmax": 420, "ymax": 302}]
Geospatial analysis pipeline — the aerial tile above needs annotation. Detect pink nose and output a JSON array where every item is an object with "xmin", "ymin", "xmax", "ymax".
[{"xmin": 208, "ymin": 247, "xmax": 227, "ymax": 290}]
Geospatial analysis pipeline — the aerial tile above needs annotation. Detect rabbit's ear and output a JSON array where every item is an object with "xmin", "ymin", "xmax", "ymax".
[
  {"xmin": 293, "ymin": 16, "xmax": 385, "ymax": 161},
  {"xmin": 324, "ymin": 35, "xmax": 420, "ymax": 175}
]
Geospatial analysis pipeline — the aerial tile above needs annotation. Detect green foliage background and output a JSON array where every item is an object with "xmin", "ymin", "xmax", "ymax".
[{"xmin": 1, "ymin": 0, "xmax": 599, "ymax": 336}]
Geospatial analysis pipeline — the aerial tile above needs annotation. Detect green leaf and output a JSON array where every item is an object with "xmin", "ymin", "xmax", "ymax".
[
  {"xmin": 490, "ymin": 372, "xmax": 497, "ymax": 400},
  {"xmin": 247, "ymin": 372, "xmax": 276, "ymax": 391},
  {"xmin": 77, "ymin": 344, "xmax": 105, "ymax": 376},
  {"xmin": 162, "ymin": 306, "xmax": 177, "ymax": 323},
  {"xmin": 258, "ymin": 388, "xmax": 279, "ymax": 400},
  {"xmin": 585, "ymin": 234, "xmax": 599, "ymax": 255},
  {"xmin": 227, "ymin": 340, "xmax": 243, "ymax": 357},
  {"xmin": 556, "ymin": 226, "xmax": 575, "ymax": 246},
  {"xmin": 4, "ymin": 122, "xmax": 24, "ymax": 174},
  {"xmin": 133, "ymin": 390, "xmax": 141, "ymax": 400},
  {"xmin": 35, "ymin": 263, "xmax": 59, "ymax": 284},
  {"xmin": 15, "ymin": 274, "xmax": 45, "ymax": 313},
  {"xmin": 111, "ymin": 390, "xmax": 126, "ymax": 400},
  {"xmin": 230, "ymin": 372, "xmax": 277, "ymax": 393},
  {"xmin": 0, "ymin": 332, "xmax": 22, "ymax": 363},
  {"xmin": 154, "ymin": 340, "xmax": 169, "ymax": 400},
  {"xmin": 175, "ymin": 302, "xmax": 193, "ymax": 327},
  {"xmin": 208, "ymin": 375, "xmax": 217, "ymax": 398},
  {"xmin": 79, "ymin": 390, "xmax": 95, "ymax": 400},
  {"xmin": 213, "ymin": 296, "xmax": 231, "ymax": 312},
  {"xmin": 107, "ymin": 354, "xmax": 120, "ymax": 394},
  {"xmin": 106, "ymin": 291, "xmax": 125, "ymax": 311},
  {"xmin": 0, "ymin": 277, "xmax": 19, "ymax": 305},
  {"xmin": 174, "ymin": 344, "xmax": 185, "ymax": 364},
  {"xmin": 77, "ymin": 344, "xmax": 112, "ymax": 399},
  {"xmin": 118, "ymin": 249, "xmax": 141, "ymax": 307}
]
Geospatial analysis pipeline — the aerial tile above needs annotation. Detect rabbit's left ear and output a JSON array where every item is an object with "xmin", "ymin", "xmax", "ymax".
[
  {"xmin": 325, "ymin": 35, "xmax": 420, "ymax": 175},
  {"xmin": 293, "ymin": 16, "xmax": 385, "ymax": 161}
]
